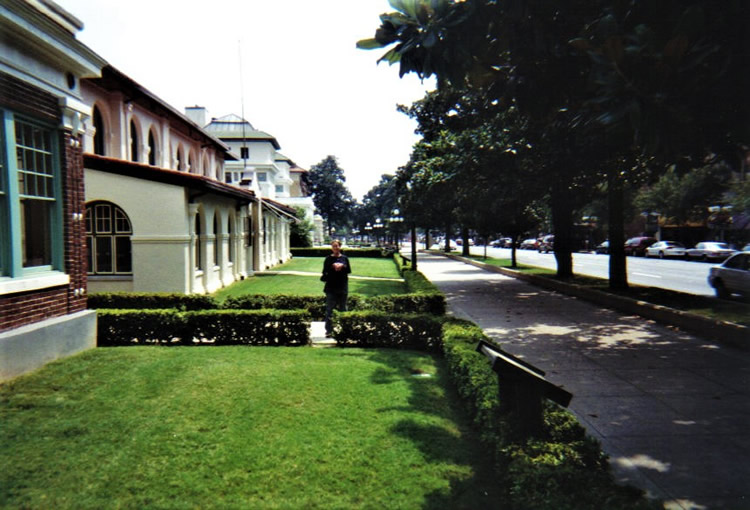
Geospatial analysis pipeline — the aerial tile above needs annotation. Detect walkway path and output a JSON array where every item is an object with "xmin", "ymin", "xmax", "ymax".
[{"xmin": 417, "ymin": 252, "xmax": 749, "ymax": 510}]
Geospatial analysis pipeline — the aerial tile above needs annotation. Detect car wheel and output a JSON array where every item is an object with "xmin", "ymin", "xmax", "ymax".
[
  {"xmin": 659, "ymin": 252, "xmax": 665, "ymax": 259},
  {"xmin": 714, "ymin": 281, "xmax": 730, "ymax": 299},
  {"xmin": 701, "ymin": 254, "xmax": 707, "ymax": 262}
]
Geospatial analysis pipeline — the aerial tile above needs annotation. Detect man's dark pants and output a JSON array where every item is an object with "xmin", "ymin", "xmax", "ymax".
[{"xmin": 325, "ymin": 291, "xmax": 347, "ymax": 336}]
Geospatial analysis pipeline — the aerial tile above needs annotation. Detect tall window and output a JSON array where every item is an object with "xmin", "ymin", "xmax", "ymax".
[
  {"xmin": 195, "ymin": 213, "xmax": 202, "ymax": 271},
  {"xmin": 213, "ymin": 213, "xmax": 219, "ymax": 266},
  {"xmin": 227, "ymin": 216, "xmax": 234, "ymax": 263},
  {"xmin": 129, "ymin": 120, "xmax": 138, "ymax": 162},
  {"xmin": 85, "ymin": 201, "xmax": 132, "ymax": 275},
  {"xmin": 148, "ymin": 129, "xmax": 157, "ymax": 166},
  {"xmin": 240, "ymin": 147, "xmax": 249, "ymax": 159},
  {"xmin": 93, "ymin": 106, "xmax": 105, "ymax": 156}
]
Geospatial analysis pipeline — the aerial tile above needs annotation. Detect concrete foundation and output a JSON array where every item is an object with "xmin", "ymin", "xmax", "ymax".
[{"xmin": 0, "ymin": 310, "xmax": 97, "ymax": 382}]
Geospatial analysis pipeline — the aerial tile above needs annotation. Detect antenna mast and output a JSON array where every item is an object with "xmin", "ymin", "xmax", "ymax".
[{"xmin": 238, "ymin": 40, "xmax": 248, "ymax": 172}]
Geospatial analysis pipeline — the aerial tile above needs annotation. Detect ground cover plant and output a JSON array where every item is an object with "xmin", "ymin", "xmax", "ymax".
[
  {"xmin": 465, "ymin": 254, "xmax": 750, "ymax": 327},
  {"xmin": 0, "ymin": 347, "xmax": 500, "ymax": 509}
]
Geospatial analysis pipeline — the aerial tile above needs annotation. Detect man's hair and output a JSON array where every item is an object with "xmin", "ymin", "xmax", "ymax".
[{"xmin": 331, "ymin": 240, "xmax": 342, "ymax": 248}]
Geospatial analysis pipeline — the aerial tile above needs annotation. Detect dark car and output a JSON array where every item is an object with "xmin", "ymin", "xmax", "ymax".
[
  {"xmin": 538, "ymin": 235, "xmax": 554, "ymax": 253},
  {"xmin": 624, "ymin": 237, "xmax": 657, "ymax": 256}
]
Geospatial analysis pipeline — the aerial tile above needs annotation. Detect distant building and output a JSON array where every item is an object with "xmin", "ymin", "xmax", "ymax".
[{"xmin": 0, "ymin": 0, "xmax": 105, "ymax": 380}]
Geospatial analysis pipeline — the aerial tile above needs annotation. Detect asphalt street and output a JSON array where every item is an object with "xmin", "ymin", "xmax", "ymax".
[{"xmin": 417, "ymin": 251, "xmax": 750, "ymax": 510}]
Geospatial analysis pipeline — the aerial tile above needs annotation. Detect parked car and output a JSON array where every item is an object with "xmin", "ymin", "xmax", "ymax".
[
  {"xmin": 686, "ymin": 242, "xmax": 736, "ymax": 262},
  {"xmin": 708, "ymin": 252, "xmax": 750, "ymax": 299},
  {"xmin": 624, "ymin": 237, "xmax": 657, "ymax": 256},
  {"xmin": 519, "ymin": 238, "xmax": 539, "ymax": 250},
  {"xmin": 742, "ymin": 244, "xmax": 750, "ymax": 252},
  {"xmin": 645, "ymin": 241, "xmax": 687, "ymax": 259},
  {"xmin": 538, "ymin": 235, "xmax": 554, "ymax": 253},
  {"xmin": 594, "ymin": 240, "xmax": 609, "ymax": 254}
]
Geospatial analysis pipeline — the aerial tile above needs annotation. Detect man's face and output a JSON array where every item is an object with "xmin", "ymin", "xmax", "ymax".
[{"xmin": 331, "ymin": 242, "xmax": 341, "ymax": 255}]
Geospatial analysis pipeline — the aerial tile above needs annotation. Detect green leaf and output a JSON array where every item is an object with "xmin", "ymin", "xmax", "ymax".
[
  {"xmin": 356, "ymin": 38, "xmax": 384, "ymax": 50},
  {"xmin": 389, "ymin": 0, "xmax": 419, "ymax": 19}
]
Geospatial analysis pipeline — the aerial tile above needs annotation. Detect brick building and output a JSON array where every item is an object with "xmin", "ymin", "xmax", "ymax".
[{"xmin": 1, "ymin": 0, "xmax": 105, "ymax": 380}]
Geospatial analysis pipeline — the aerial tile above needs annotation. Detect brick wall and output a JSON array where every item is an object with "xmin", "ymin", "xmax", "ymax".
[{"xmin": 0, "ymin": 73, "xmax": 88, "ymax": 332}]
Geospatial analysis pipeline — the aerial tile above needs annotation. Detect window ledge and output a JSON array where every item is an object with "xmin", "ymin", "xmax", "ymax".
[
  {"xmin": 0, "ymin": 272, "xmax": 70, "ymax": 295},
  {"xmin": 88, "ymin": 275, "xmax": 133, "ymax": 282}
]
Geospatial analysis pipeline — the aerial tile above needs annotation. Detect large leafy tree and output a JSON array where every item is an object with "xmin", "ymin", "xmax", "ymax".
[
  {"xmin": 308, "ymin": 156, "xmax": 354, "ymax": 236},
  {"xmin": 289, "ymin": 206, "xmax": 314, "ymax": 248}
]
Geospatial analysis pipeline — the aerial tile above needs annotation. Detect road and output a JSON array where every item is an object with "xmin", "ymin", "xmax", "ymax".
[{"xmin": 466, "ymin": 246, "xmax": 716, "ymax": 296}]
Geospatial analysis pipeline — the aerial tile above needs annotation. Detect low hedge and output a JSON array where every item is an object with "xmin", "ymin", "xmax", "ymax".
[
  {"xmin": 88, "ymin": 292, "xmax": 217, "ymax": 310},
  {"xmin": 97, "ymin": 309, "xmax": 310, "ymax": 346},
  {"xmin": 363, "ymin": 293, "xmax": 446, "ymax": 316},
  {"xmin": 291, "ymin": 247, "xmax": 389, "ymax": 258},
  {"xmin": 440, "ymin": 318, "xmax": 660, "ymax": 510},
  {"xmin": 333, "ymin": 311, "xmax": 443, "ymax": 351},
  {"xmin": 402, "ymin": 269, "xmax": 441, "ymax": 294}
]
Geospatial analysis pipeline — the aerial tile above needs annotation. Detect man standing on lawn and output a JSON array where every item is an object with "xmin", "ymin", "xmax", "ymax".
[{"xmin": 321, "ymin": 240, "xmax": 351, "ymax": 337}]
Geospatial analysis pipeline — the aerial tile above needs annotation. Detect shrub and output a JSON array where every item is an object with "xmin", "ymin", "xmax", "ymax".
[
  {"xmin": 88, "ymin": 292, "xmax": 217, "ymax": 310},
  {"xmin": 186, "ymin": 310, "xmax": 311, "ymax": 346},
  {"xmin": 222, "ymin": 294, "xmax": 366, "ymax": 320},
  {"xmin": 97, "ymin": 309, "xmax": 310, "ymax": 346},
  {"xmin": 439, "ymin": 318, "xmax": 660, "ymax": 509},
  {"xmin": 334, "ymin": 311, "xmax": 443, "ymax": 351},
  {"xmin": 402, "ymin": 269, "xmax": 441, "ymax": 294},
  {"xmin": 364, "ymin": 293, "xmax": 446, "ymax": 316},
  {"xmin": 393, "ymin": 253, "xmax": 411, "ymax": 274}
]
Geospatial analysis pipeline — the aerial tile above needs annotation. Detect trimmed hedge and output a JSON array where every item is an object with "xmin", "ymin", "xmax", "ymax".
[
  {"xmin": 97, "ymin": 309, "xmax": 310, "ymax": 346},
  {"xmin": 364, "ymin": 293, "xmax": 446, "ymax": 316},
  {"xmin": 88, "ymin": 292, "xmax": 217, "ymax": 310},
  {"xmin": 333, "ymin": 311, "xmax": 443, "ymax": 351},
  {"xmin": 440, "ymin": 318, "xmax": 660, "ymax": 510},
  {"xmin": 402, "ymin": 269, "xmax": 441, "ymax": 294},
  {"xmin": 291, "ymin": 247, "xmax": 389, "ymax": 258}
]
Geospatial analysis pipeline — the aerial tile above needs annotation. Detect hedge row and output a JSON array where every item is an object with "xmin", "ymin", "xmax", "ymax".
[
  {"xmin": 334, "ymin": 311, "xmax": 443, "ymax": 351},
  {"xmin": 90, "ymin": 291, "xmax": 445, "ymax": 318},
  {"xmin": 440, "ymin": 319, "xmax": 660, "ymax": 510},
  {"xmin": 290, "ymin": 247, "xmax": 388, "ymax": 258},
  {"xmin": 97, "ymin": 309, "xmax": 310, "ymax": 347}
]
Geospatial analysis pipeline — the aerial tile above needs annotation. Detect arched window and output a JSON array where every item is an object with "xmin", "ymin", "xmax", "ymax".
[
  {"xmin": 93, "ymin": 106, "xmax": 105, "ymax": 156},
  {"xmin": 188, "ymin": 153, "xmax": 196, "ymax": 174},
  {"xmin": 129, "ymin": 119, "xmax": 139, "ymax": 162},
  {"xmin": 176, "ymin": 146, "xmax": 184, "ymax": 171},
  {"xmin": 148, "ymin": 128, "xmax": 157, "ymax": 166},
  {"xmin": 195, "ymin": 212, "xmax": 202, "ymax": 270},
  {"xmin": 85, "ymin": 201, "xmax": 132, "ymax": 275}
]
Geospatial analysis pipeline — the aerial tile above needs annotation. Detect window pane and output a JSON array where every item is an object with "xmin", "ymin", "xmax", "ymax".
[
  {"xmin": 115, "ymin": 208, "xmax": 131, "ymax": 233},
  {"xmin": 95, "ymin": 204, "xmax": 111, "ymax": 233},
  {"xmin": 86, "ymin": 235, "xmax": 93, "ymax": 274},
  {"xmin": 115, "ymin": 236, "xmax": 132, "ymax": 273},
  {"xmin": 21, "ymin": 199, "xmax": 52, "ymax": 267},
  {"xmin": 95, "ymin": 236, "xmax": 113, "ymax": 273}
]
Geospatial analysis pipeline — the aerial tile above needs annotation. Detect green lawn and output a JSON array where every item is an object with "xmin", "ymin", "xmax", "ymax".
[
  {"xmin": 214, "ymin": 257, "xmax": 407, "ymax": 301},
  {"xmin": 277, "ymin": 257, "xmax": 402, "ymax": 279},
  {"xmin": 1, "ymin": 347, "xmax": 500, "ymax": 509}
]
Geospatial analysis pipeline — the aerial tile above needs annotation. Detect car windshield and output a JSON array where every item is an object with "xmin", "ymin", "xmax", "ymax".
[
  {"xmin": 707, "ymin": 243, "xmax": 730, "ymax": 249},
  {"xmin": 664, "ymin": 242, "xmax": 682, "ymax": 247}
]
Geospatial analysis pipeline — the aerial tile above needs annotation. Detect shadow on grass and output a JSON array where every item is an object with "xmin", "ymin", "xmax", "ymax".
[{"xmin": 353, "ymin": 349, "xmax": 502, "ymax": 509}]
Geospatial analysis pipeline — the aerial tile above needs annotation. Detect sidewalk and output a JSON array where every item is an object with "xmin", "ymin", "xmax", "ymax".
[{"xmin": 417, "ymin": 252, "xmax": 750, "ymax": 510}]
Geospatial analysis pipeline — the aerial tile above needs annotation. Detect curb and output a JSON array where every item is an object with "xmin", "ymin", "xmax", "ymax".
[{"xmin": 436, "ymin": 251, "xmax": 748, "ymax": 351}]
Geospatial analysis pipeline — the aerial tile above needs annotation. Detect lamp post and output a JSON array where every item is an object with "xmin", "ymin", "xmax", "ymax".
[
  {"xmin": 389, "ymin": 208, "xmax": 404, "ymax": 248},
  {"xmin": 364, "ymin": 222, "xmax": 372, "ymax": 244},
  {"xmin": 374, "ymin": 218, "xmax": 384, "ymax": 247}
]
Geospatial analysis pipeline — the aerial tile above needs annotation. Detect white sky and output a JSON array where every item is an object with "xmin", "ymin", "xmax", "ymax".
[{"xmin": 56, "ymin": 0, "xmax": 435, "ymax": 200}]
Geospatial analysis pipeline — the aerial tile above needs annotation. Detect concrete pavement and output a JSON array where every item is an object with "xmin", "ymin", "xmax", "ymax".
[{"xmin": 416, "ymin": 252, "xmax": 750, "ymax": 510}]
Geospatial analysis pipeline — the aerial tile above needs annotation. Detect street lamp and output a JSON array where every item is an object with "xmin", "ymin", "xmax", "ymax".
[
  {"xmin": 374, "ymin": 218, "xmax": 384, "ymax": 246},
  {"xmin": 364, "ymin": 222, "xmax": 372, "ymax": 244},
  {"xmin": 389, "ymin": 208, "xmax": 404, "ymax": 247}
]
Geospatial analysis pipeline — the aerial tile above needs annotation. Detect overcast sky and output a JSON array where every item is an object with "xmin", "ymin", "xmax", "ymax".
[{"xmin": 57, "ymin": 0, "xmax": 436, "ymax": 200}]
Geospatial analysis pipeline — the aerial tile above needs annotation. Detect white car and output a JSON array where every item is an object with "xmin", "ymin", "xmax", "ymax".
[
  {"xmin": 645, "ymin": 241, "xmax": 686, "ymax": 259},
  {"xmin": 687, "ymin": 242, "xmax": 736, "ymax": 262},
  {"xmin": 708, "ymin": 252, "xmax": 750, "ymax": 299}
]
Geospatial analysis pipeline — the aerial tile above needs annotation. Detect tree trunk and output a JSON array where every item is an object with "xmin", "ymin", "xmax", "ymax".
[
  {"xmin": 444, "ymin": 223, "xmax": 451, "ymax": 252},
  {"xmin": 410, "ymin": 224, "xmax": 418, "ymax": 271},
  {"xmin": 461, "ymin": 227, "xmax": 470, "ymax": 257},
  {"xmin": 551, "ymin": 187, "xmax": 574, "ymax": 279},
  {"xmin": 608, "ymin": 170, "xmax": 628, "ymax": 290}
]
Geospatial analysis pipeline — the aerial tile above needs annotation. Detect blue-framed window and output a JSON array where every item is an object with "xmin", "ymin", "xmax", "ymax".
[{"xmin": 0, "ymin": 110, "xmax": 63, "ymax": 278}]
